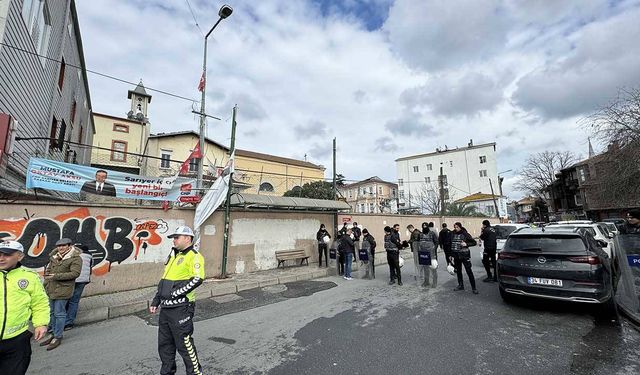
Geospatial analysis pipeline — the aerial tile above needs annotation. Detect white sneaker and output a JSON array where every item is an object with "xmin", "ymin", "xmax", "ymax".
[
  {"xmin": 343, "ymin": 276, "xmax": 349, "ymax": 280},
  {"xmin": 346, "ymin": 277, "xmax": 353, "ymax": 280}
]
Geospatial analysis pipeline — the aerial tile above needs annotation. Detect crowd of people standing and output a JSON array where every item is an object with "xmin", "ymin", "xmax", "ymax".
[{"xmin": 320, "ymin": 220, "xmax": 500, "ymax": 293}]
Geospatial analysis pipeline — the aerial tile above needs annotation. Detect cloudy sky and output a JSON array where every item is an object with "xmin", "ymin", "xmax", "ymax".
[{"xmin": 75, "ymin": 0, "xmax": 640, "ymax": 199}]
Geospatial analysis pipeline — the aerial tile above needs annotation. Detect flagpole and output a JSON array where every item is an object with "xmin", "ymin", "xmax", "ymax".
[
  {"xmin": 220, "ymin": 105, "xmax": 237, "ymax": 278},
  {"xmin": 196, "ymin": 35, "xmax": 208, "ymax": 191}
]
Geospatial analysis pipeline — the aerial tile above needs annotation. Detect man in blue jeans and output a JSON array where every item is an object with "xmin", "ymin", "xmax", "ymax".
[
  {"xmin": 341, "ymin": 228, "xmax": 355, "ymax": 280},
  {"xmin": 40, "ymin": 238, "xmax": 82, "ymax": 350},
  {"xmin": 65, "ymin": 244, "xmax": 93, "ymax": 330}
]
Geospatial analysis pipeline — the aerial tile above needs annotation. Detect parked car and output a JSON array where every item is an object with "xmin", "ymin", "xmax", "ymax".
[
  {"xmin": 599, "ymin": 222, "xmax": 619, "ymax": 236},
  {"xmin": 544, "ymin": 223, "xmax": 615, "ymax": 258},
  {"xmin": 603, "ymin": 218, "xmax": 626, "ymax": 226},
  {"xmin": 494, "ymin": 223, "xmax": 530, "ymax": 251},
  {"xmin": 497, "ymin": 228, "xmax": 614, "ymax": 314},
  {"xmin": 546, "ymin": 220, "xmax": 594, "ymax": 226}
]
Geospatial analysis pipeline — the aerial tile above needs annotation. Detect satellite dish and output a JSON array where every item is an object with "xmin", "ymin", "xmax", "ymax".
[
  {"xmin": 127, "ymin": 110, "xmax": 134, "ymax": 117},
  {"xmin": 136, "ymin": 112, "xmax": 144, "ymax": 121}
]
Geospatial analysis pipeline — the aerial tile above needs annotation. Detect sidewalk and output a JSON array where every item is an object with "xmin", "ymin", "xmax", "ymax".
[
  {"xmin": 75, "ymin": 265, "xmax": 331, "ymax": 325},
  {"xmin": 74, "ymin": 250, "xmax": 419, "ymax": 326}
]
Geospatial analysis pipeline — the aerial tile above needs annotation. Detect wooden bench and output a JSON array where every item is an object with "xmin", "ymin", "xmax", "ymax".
[{"xmin": 276, "ymin": 249, "xmax": 310, "ymax": 268}]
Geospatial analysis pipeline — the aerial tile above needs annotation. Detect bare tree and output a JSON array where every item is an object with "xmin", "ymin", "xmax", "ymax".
[
  {"xmin": 580, "ymin": 87, "xmax": 640, "ymax": 207},
  {"xmin": 414, "ymin": 183, "xmax": 456, "ymax": 215},
  {"xmin": 415, "ymin": 183, "xmax": 441, "ymax": 215},
  {"xmin": 514, "ymin": 151, "xmax": 577, "ymax": 198},
  {"xmin": 582, "ymin": 87, "xmax": 640, "ymax": 146}
]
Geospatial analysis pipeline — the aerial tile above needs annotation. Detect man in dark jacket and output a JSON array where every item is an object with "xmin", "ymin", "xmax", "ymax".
[
  {"xmin": 40, "ymin": 238, "xmax": 82, "ymax": 350},
  {"xmin": 450, "ymin": 222, "xmax": 478, "ymax": 294},
  {"xmin": 316, "ymin": 224, "xmax": 331, "ymax": 267},
  {"xmin": 439, "ymin": 223, "xmax": 453, "ymax": 265},
  {"xmin": 479, "ymin": 220, "xmax": 498, "ymax": 282},
  {"xmin": 619, "ymin": 210, "xmax": 640, "ymax": 234},
  {"xmin": 352, "ymin": 222, "xmax": 362, "ymax": 257},
  {"xmin": 385, "ymin": 224, "xmax": 404, "ymax": 285},
  {"xmin": 362, "ymin": 229, "xmax": 376, "ymax": 279}
]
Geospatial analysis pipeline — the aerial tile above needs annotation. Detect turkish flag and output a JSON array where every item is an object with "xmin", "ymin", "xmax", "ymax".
[
  {"xmin": 198, "ymin": 72, "xmax": 205, "ymax": 92},
  {"xmin": 190, "ymin": 143, "xmax": 202, "ymax": 159},
  {"xmin": 179, "ymin": 159, "xmax": 190, "ymax": 175}
]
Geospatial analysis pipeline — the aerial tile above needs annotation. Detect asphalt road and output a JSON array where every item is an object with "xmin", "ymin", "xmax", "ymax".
[{"xmin": 28, "ymin": 248, "xmax": 640, "ymax": 374}]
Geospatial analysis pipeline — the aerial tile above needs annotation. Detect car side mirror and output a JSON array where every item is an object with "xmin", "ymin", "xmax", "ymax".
[
  {"xmin": 597, "ymin": 240, "xmax": 608, "ymax": 247},
  {"xmin": 608, "ymin": 233, "xmax": 615, "ymax": 239}
]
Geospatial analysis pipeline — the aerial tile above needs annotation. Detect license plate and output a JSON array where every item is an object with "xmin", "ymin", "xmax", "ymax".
[{"xmin": 527, "ymin": 277, "xmax": 563, "ymax": 287}]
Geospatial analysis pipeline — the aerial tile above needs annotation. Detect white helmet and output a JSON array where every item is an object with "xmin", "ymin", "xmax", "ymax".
[
  {"xmin": 430, "ymin": 260, "xmax": 438, "ymax": 270},
  {"xmin": 322, "ymin": 235, "xmax": 331, "ymax": 244},
  {"xmin": 399, "ymin": 257, "xmax": 405, "ymax": 268},
  {"xmin": 447, "ymin": 264, "xmax": 455, "ymax": 275}
]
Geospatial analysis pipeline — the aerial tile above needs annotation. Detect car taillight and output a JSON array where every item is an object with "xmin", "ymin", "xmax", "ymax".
[
  {"xmin": 567, "ymin": 256, "xmax": 601, "ymax": 265},
  {"xmin": 498, "ymin": 252, "xmax": 519, "ymax": 260}
]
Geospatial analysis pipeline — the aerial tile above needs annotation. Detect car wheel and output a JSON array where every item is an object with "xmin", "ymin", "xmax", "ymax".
[{"xmin": 595, "ymin": 297, "xmax": 618, "ymax": 323}]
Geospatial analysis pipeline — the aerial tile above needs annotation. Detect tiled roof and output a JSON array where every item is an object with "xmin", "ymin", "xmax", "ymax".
[{"xmin": 455, "ymin": 192, "xmax": 502, "ymax": 203}]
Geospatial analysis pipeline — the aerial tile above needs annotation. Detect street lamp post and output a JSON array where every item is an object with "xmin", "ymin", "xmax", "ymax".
[{"xmin": 197, "ymin": 4, "xmax": 233, "ymax": 190}]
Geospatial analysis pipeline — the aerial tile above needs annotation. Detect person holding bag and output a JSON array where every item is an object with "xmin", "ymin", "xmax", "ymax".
[{"xmin": 316, "ymin": 224, "xmax": 331, "ymax": 268}]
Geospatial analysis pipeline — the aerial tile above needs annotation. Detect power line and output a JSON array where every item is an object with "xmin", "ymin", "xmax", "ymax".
[
  {"xmin": 184, "ymin": 0, "xmax": 205, "ymax": 37},
  {"xmin": 0, "ymin": 42, "xmax": 197, "ymax": 103}
]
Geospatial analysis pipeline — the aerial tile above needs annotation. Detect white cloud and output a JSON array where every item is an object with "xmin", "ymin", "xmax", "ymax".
[
  {"xmin": 401, "ymin": 71, "xmax": 508, "ymax": 117},
  {"xmin": 74, "ymin": 0, "xmax": 640, "ymax": 199},
  {"xmin": 512, "ymin": 7, "xmax": 640, "ymax": 119},
  {"xmin": 384, "ymin": 0, "xmax": 510, "ymax": 71}
]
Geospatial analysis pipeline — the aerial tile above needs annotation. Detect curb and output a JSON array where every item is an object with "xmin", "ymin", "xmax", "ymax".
[{"xmin": 75, "ymin": 268, "xmax": 330, "ymax": 326}]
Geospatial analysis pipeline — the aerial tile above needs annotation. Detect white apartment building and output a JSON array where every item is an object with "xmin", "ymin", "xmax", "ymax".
[{"xmin": 395, "ymin": 140, "xmax": 499, "ymax": 212}]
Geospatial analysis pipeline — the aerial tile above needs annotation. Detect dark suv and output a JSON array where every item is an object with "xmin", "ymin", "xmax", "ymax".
[{"xmin": 497, "ymin": 228, "xmax": 613, "ymax": 307}]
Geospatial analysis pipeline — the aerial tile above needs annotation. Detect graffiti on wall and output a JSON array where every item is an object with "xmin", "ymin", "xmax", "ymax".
[{"xmin": 0, "ymin": 208, "xmax": 182, "ymax": 276}]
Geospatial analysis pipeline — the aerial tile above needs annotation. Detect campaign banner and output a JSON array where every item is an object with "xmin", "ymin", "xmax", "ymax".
[{"xmin": 26, "ymin": 158, "xmax": 198, "ymax": 201}]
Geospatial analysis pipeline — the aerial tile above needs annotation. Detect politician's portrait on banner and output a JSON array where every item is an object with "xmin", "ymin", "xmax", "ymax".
[{"xmin": 26, "ymin": 158, "xmax": 198, "ymax": 202}]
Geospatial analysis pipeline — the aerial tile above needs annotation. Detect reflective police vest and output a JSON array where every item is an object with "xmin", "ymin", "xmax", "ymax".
[
  {"xmin": 1, "ymin": 265, "xmax": 50, "ymax": 340},
  {"xmin": 152, "ymin": 246, "xmax": 205, "ymax": 308}
]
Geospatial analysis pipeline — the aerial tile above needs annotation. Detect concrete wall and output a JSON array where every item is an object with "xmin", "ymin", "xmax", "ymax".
[
  {"xmin": 0, "ymin": 202, "xmax": 193, "ymax": 296},
  {"xmin": 0, "ymin": 201, "xmax": 487, "ymax": 297},
  {"xmin": 0, "ymin": 202, "xmax": 334, "ymax": 296},
  {"xmin": 213, "ymin": 211, "xmax": 334, "ymax": 274}
]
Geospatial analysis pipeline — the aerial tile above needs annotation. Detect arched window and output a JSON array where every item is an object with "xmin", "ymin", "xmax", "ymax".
[{"xmin": 259, "ymin": 182, "xmax": 274, "ymax": 192}]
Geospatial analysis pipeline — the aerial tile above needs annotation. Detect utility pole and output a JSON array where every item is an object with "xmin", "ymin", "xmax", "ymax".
[
  {"xmin": 196, "ymin": 6, "xmax": 233, "ymax": 190},
  {"xmin": 332, "ymin": 137, "xmax": 337, "ymax": 238},
  {"xmin": 439, "ymin": 165, "xmax": 446, "ymax": 218},
  {"xmin": 489, "ymin": 178, "xmax": 500, "ymax": 220},
  {"xmin": 220, "ymin": 105, "xmax": 237, "ymax": 278}
]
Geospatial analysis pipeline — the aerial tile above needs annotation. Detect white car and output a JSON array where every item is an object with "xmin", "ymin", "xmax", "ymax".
[
  {"xmin": 545, "ymin": 223, "xmax": 615, "ymax": 258},
  {"xmin": 546, "ymin": 220, "xmax": 594, "ymax": 226},
  {"xmin": 599, "ymin": 222, "xmax": 619, "ymax": 236},
  {"xmin": 494, "ymin": 224, "xmax": 530, "ymax": 251}
]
